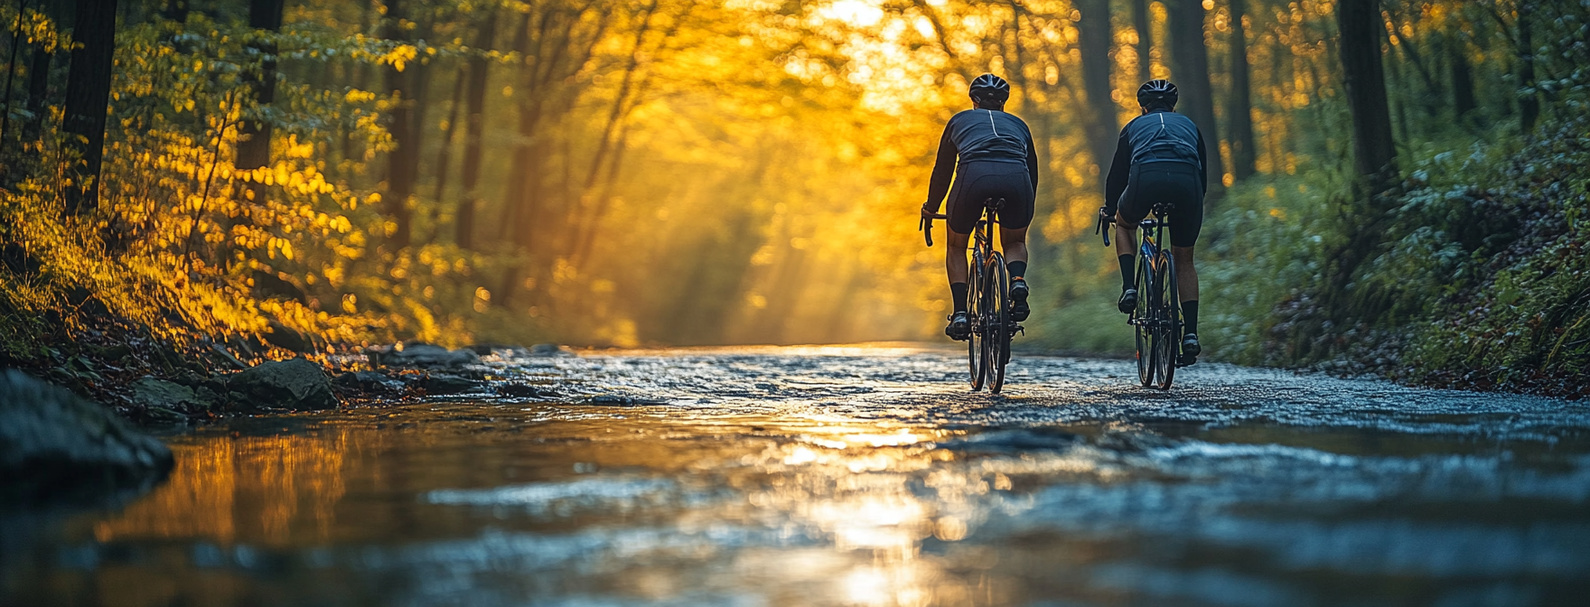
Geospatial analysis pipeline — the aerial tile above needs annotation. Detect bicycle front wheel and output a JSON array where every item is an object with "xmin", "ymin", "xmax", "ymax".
[
  {"xmin": 987, "ymin": 253, "xmax": 1011, "ymax": 393},
  {"xmin": 1153, "ymin": 250, "xmax": 1179, "ymax": 390},
  {"xmin": 967, "ymin": 260, "xmax": 986, "ymax": 391}
]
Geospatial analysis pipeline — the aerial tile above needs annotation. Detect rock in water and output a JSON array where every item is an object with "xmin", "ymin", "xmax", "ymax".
[
  {"xmin": 0, "ymin": 369, "xmax": 174, "ymax": 498},
  {"xmin": 226, "ymin": 358, "xmax": 338, "ymax": 412},
  {"xmin": 374, "ymin": 344, "xmax": 480, "ymax": 368},
  {"xmin": 131, "ymin": 377, "xmax": 206, "ymax": 412}
]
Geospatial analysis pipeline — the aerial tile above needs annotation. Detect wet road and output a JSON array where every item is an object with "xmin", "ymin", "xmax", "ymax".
[{"xmin": 6, "ymin": 345, "xmax": 1590, "ymax": 606}]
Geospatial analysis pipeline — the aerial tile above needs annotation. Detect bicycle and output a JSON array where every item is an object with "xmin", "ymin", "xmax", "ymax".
[
  {"xmin": 1098, "ymin": 202, "xmax": 1185, "ymax": 390},
  {"xmin": 922, "ymin": 198, "xmax": 1022, "ymax": 393}
]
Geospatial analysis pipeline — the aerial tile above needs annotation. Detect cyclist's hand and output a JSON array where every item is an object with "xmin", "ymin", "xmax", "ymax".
[
  {"xmin": 920, "ymin": 203, "xmax": 939, "ymax": 219},
  {"xmin": 1098, "ymin": 206, "xmax": 1115, "ymax": 224}
]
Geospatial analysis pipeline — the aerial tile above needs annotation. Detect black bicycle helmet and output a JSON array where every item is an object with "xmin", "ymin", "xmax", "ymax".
[
  {"xmin": 969, "ymin": 73, "xmax": 1011, "ymax": 104},
  {"xmin": 1137, "ymin": 79, "xmax": 1178, "ymax": 110}
]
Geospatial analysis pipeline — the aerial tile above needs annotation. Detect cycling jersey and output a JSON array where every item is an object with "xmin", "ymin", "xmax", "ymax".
[
  {"xmin": 1103, "ymin": 108, "xmax": 1208, "ymax": 212},
  {"xmin": 925, "ymin": 109, "xmax": 1040, "ymax": 215}
]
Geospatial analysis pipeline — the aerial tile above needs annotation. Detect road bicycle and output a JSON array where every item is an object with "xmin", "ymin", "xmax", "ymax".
[
  {"xmin": 923, "ymin": 198, "xmax": 1023, "ymax": 393},
  {"xmin": 1099, "ymin": 202, "xmax": 1185, "ymax": 390}
]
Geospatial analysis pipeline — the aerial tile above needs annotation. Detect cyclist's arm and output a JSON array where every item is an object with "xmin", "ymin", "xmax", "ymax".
[
  {"xmin": 1196, "ymin": 127, "xmax": 1209, "ymax": 196},
  {"xmin": 1025, "ymin": 129, "xmax": 1039, "ymax": 196},
  {"xmin": 924, "ymin": 124, "xmax": 958, "ymax": 212},
  {"xmin": 1102, "ymin": 128, "xmax": 1132, "ymax": 214}
]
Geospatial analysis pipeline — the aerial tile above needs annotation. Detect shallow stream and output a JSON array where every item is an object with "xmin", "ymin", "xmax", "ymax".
[{"xmin": 5, "ymin": 346, "xmax": 1589, "ymax": 606}]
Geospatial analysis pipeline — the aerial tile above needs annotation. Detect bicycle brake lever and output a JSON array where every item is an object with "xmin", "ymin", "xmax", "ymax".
[{"xmin": 921, "ymin": 217, "xmax": 934, "ymax": 247}]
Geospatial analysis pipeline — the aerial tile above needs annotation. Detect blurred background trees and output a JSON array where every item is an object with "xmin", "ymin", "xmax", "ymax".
[{"xmin": 1, "ymin": 0, "xmax": 1586, "ymax": 367}]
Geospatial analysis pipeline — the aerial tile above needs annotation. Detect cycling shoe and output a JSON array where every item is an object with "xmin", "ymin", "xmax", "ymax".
[
  {"xmin": 1010, "ymin": 278, "xmax": 1030, "ymax": 321},
  {"xmin": 945, "ymin": 312, "xmax": 970, "ymax": 340},
  {"xmin": 1181, "ymin": 333, "xmax": 1201, "ymax": 359},
  {"xmin": 1117, "ymin": 289, "xmax": 1138, "ymax": 314}
]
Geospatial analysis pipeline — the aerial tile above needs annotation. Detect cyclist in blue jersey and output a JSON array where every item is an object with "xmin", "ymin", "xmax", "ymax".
[
  {"xmin": 921, "ymin": 74, "xmax": 1040, "ymax": 340},
  {"xmin": 1102, "ymin": 79, "xmax": 1208, "ymax": 361}
]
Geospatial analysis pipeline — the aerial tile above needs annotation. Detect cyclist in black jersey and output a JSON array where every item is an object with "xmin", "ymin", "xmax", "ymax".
[
  {"xmin": 921, "ymin": 74, "xmax": 1040, "ymax": 340},
  {"xmin": 1102, "ymin": 79, "xmax": 1207, "ymax": 361}
]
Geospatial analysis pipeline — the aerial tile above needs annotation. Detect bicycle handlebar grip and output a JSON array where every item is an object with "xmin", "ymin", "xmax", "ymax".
[{"xmin": 1097, "ymin": 209, "xmax": 1112, "ymax": 247}]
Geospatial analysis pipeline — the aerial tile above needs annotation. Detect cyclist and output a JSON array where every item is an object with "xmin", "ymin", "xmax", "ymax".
[
  {"xmin": 921, "ymin": 73, "xmax": 1040, "ymax": 340},
  {"xmin": 1101, "ymin": 79, "xmax": 1208, "ymax": 361}
]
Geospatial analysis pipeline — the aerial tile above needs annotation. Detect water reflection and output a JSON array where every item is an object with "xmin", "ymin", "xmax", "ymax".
[{"xmin": 93, "ymin": 434, "xmax": 349, "ymax": 546}]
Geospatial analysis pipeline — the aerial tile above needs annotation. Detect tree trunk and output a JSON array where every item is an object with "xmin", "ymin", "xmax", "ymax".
[
  {"xmin": 235, "ymin": 0, "xmax": 284, "ymax": 196},
  {"xmin": 1077, "ymin": 0, "xmax": 1118, "ymax": 174},
  {"xmin": 382, "ymin": 0, "xmax": 415, "ymax": 250},
  {"xmin": 1131, "ymin": 0, "xmax": 1153, "ymax": 83},
  {"xmin": 429, "ymin": 68, "xmax": 461, "ymax": 206},
  {"xmin": 1448, "ymin": 32, "xmax": 1476, "ymax": 119},
  {"xmin": 62, "ymin": 0, "xmax": 118, "ymax": 216},
  {"xmin": 1516, "ymin": 2, "xmax": 1538, "ymax": 134},
  {"xmin": 22, "ymin": 43, "xmax": 50, "ymax": 144},
  {"xmin": 1227, "ymin": 0, "xmax": 1256, "ymax": 181},
  {"xmin": 456, "ymin": 9, "xmax": 496, "ymax": 250},
  {"xmin": 1166, "ymin": 0, "xmax": 1224, "ymax": 196},
  {"xmin": 1336, "ymin": 0, "xmax": 1398, "ymax": 192}
]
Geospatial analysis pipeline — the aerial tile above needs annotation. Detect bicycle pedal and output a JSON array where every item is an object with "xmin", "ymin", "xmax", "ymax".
[{"xmin": 1177, "ymin": 355, "xmax": 1198, "ymax": 367}]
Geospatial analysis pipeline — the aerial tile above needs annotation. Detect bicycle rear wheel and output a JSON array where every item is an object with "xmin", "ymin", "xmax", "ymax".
[
  {"xmin": 967, "ymin": 259, "xmax": 986, "ymax": 391},
  {"xmin": 1153, "ymin": 250, "xmax": 1178, "ymax": 390},
  {"xmin": 987, "ymin": 253, "xmax": 1011, "ymax": 393},
  {"xmin": 1134, "ymin": 256, "xmax": 1154, "ymax": 387}
]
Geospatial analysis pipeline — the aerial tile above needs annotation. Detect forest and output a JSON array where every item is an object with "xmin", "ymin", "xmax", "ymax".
[{"xmin": 2, "ymin": 0, "xmax": 1587, "ymax": 397}]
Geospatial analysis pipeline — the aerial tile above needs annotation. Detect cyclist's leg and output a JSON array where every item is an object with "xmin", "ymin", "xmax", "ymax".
[
  {"xmin": 1166, "ymin": 164, "xmax": 1205, "ymax": 356},
  {"xmin": 997, "ymin": 171, "xmax": 1036, "ymax": 320},
  {"xmin": 944, "ymin": 175, "xmax": 980, "ymax": 338},
  {"xmin": 943, "ymin": 227, "xmax": 972, "ymax": 338},
  {"xmin": 1114, "ymin": 163, "xmax": 1150, "ymax": 298},
  {"xmin": 945, "ymin": 227, "xmax": 972, "ymax": 289},
  {"xmin": 1114, "ymin": 166, "xmax": 1151, "ymax": 314}
]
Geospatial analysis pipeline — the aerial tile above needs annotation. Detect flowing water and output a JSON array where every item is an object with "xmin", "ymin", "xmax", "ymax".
[{"xmin": 5, "ymin": 345, "xmax": 1590, "ymax": 606}]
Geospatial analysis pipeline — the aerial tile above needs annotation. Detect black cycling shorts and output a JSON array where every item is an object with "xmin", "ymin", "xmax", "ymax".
[
  {"xmin": 947, "ymin": 160, "xmax": 1034, "ymax": 234},
  {"xmin": 1117, "ymin": 161, "xmax": 1204, "ymax": 248}
]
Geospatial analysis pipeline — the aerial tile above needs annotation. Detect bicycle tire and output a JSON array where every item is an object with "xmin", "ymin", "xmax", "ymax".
[
  {"xmin": 967, "ymin": 253, "xmax": 986, "ymax": 391},
  {"xmin": 987, "ymin": 253, "xmax": 1010, "ymax": 393},
  {"xmin": 1134, "ymin": 255, "xmax": 1154, "ymax": 387},
  {"xmin": 1161, "ymin": 250, "xmax": 1181, "ymax": 389},
  {"xmin": 1151, "ymin": 250, "xmax": 1178, "ymax": 390}
]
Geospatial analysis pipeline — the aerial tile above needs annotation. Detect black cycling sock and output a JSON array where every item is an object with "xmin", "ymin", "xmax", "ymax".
[
  {"xmin": 1118, "ymin": 255, "xmax": 1135, "ymax": 291},
  {"xmin": 950, "ymin": 282, "xmax": 968, "ymax": 314},
  {"xmin": 1007, "ymin": 261, "xmax": 1027, "ymax": 282},
  {"xmin": 1182, "ymin": 300, "xmax": 1199, "ymax": 336}
]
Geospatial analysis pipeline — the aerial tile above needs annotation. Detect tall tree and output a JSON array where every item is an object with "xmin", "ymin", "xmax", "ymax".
[
  {"xmin": 1336, "ymin": 0, "xmax": 1398, "ymax": 192},
  {"xmin": 1227, "ymin": 0, "xmax": 1256, "ymax": 181},
  {"xmin": 21, "ymin": 42, "xmax": 51, "ymax": 146},
  {"xmin": 456, "ymin": 9, "xmax": 497, "ymax": 250},
  {"xmin": 382, "ymin": 0, "xmax": 416, "ymax": 250},
  {"xmin": 1515, "ymin": 1, "xmax": 1539, "ymax": 133},
  {"xmin": 1447, "ymin": 31, "xmax": 1476, "ymax": 119},
  {"xmin": 1166, "ymin": 0, "xmax": 1224, "ymax": 196},
  {"xmin": 62, "ymin": 0, "xmax": 119, "ymax": 216},
  {"xmin": 1130, "ymin": 0, "xmax": 1153, "ymax": 83},
  {"xmin": 1, "ymin": 0, "xmax": 29, "ymax": 152},
  {"xmin": 235, "ymin": 0, "xmax": 285, "ymax": 203},
  {"xmin": 1077, "ymin": 0, "xmax": 1118, "ymax": 173}
]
